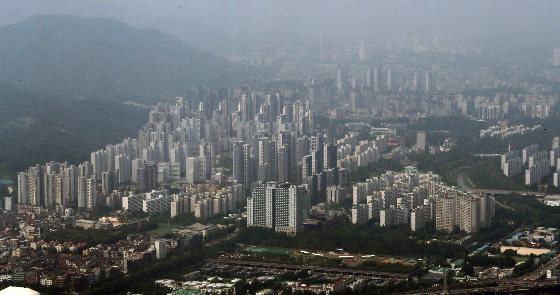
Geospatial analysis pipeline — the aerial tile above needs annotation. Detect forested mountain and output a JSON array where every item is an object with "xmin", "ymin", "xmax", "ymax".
[
  {"xmin": 0, "ymin": 15, "xmax": 246, "ymax": 104},
  {"xmin": 0, "ymin": 14, "xmax": 254, "ymax": 178}
]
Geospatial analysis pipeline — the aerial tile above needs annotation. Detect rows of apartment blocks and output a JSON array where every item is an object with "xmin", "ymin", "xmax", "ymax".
[
  {"xmin": 232, "ymin": 130, "xmax": 390, "ymax": 200},
  {"xmin": 233, "ymin": 132, "xmax": 337, "ymax": 191},
  {"xmin": 350, "ymin": 170, "xmax": 441, "ymax": 228},
  {"xmin": 480, "ymin": 124, "xmax": 542, "ymax": 139},
  {"xmin": 140, "ymin": 92, "xmax": 314, "ymax": 160},
  {"xmin": 138, "ymin": 92, "xmax": 311, "ymax": 178},
  {"xmin": 456, "ymin": 93, "xmax": 558, "ymax": 120},
  {"xmin": 17, "ymin": 92, "xmax": 385, "ymax": 211},
  {"xmin": 501, "ymin": 138, "xmax": 560, "ymax": 186},
  {"xmin": 121, "ymin": 185, "xmax": 244, "ymax": 218},
  {"xmin": 145, "ymin": 93, "xmax": 313, "ymax": 185},
  {"xmin": 351, "ymin": 171, "xmax": 496, "ymax": 233},
  {"xmin": 14, "ymin": 90, "xmax": 319, "ymax": 210},
  {"xmin": 17, "ymin": 127, "xmax": 220, "ymax": 210},
  {"xmin": 323, "ymin": 89, "xmax": 556, "ymax": 121},
  {"xmin": 18, "ymin": 160, "xmax": 244, "ymax": 221}
]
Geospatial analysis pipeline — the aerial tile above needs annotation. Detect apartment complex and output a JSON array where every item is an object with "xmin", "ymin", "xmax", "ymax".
[{"xmin": 247, "ymin": 182, "xmax": 309, "ymax": 235}]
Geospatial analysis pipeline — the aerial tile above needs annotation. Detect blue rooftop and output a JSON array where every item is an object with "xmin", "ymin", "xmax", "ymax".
[
  {"xmin": 512, "ymin": 232, "xmax": 525, "ymax": 238},
  {"xmin": 477, "ymin": 245, "xmax": 489, "ymax": 251}
]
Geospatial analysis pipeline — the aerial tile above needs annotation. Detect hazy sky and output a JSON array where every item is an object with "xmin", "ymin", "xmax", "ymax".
[{"xmin": 3, "ymin": 1, "xmax": 560, "ymax": 54}]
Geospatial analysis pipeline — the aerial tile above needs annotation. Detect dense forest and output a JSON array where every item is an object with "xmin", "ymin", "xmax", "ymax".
[{"xmin": 0, "ymin": 84, "xmax": 149, "ymax": 179}]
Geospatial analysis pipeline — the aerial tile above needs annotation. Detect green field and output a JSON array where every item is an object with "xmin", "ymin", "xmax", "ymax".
[
  {"xmin": 244, "ymin": 247, "xmax": 293, "ymax": 255},
  {"xmin": 513, "ymin": 256, "xmax": 529, "ymax": 263},
  {"xmin": 146, "ymin": 227, "xmax": 175, "ymax": 236}
]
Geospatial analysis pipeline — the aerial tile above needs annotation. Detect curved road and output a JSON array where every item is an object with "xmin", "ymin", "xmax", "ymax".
[{"xmin": 457, "ymin": 173, "xmax": 546, "ymax": 197}]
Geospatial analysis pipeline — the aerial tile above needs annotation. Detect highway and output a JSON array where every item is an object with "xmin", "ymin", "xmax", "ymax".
[
  {"xmin": 522, "ymin": 255, "xmax": 560, "ymax": 281},
  {"xmin": 402, "ymin": 257, "xmax": 560, "ymax": 295},
  {"xmin": 405, "ymin": 279, "xmax": 560, "ymax": 294}
]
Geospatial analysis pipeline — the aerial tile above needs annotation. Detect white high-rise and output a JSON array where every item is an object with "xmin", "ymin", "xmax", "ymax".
[
  {"xmin": 154, "ymin": 240, "xmax": 166, "ymax": 259},
  {"xmin": 358, "ymin": 40, "xmax": 366, "ymax": 61},
  {"xmin": 553, "ymin": 48, "xmax": 560, "ymax": 67},
  {"xmin": 247, "ymin": 182, "xmax": 309, "ymax": 235}
]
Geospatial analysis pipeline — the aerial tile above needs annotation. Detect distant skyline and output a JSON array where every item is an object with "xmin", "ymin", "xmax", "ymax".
[{"xmin": 2, "ymin": 1, "xmax": 560, "ymax": 55}]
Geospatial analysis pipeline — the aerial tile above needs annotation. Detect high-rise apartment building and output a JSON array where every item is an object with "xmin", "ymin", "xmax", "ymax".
[
  {"xmin": 553, "ymin": 48, "xmax": 560, "ymax": 67},
  {"xmin": 154, "ymin": 240, "xmax": 166, "ymax": 260},
  {"xmin": 358, "ymin": 40, "xmax": 366, "ymax": 61},
  {"xmin": 233, "ymin": 141, "xmax": 253, "ymax": 189},
  {"xmin": 247, "ymin": 182, "xmax": 309, "ymax": 235},
  {"xmin": 435, "ymin": 191, "xmax": 495, "ymax": 233},
  {"xmin": 417, "ymin": 132, "xmax": 426, "ymax": 152}
]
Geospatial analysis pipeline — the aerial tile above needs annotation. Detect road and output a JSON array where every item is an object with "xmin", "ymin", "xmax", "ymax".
[
  {"xmin": 523, "ymin": 255, "xmax": 560, "ymax": 281},
  {"xmin": 204, "ymin": 228, "xmax": 239, "ymax": 246},
  {"xmin": 457, "ymin": 173, "xmax": 469, "ymax": 190},
  {"xmin": 457, "ymin": 173, "xmax": 546, "ymax": 196},
  {"xmin": 402, "ymin": 256, "xmax": 560, "ymax": 294},
  {"xmin": 405, "ymin": 280, "xmax": 560, "ymax": 294},
  {"xmin": 465, "ymin": 188, "xmax": 546, "ymax": 197}
]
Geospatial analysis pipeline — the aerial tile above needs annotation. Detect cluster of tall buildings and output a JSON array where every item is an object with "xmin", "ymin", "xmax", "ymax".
[
  {"xmin": 434, "ymin": 188, "xmax": 496, "ymax": 234},
  {"xmin": 233, "ymin": 93, "xmax": 314, "ymax": 143},
  {"xmin": 350, "ymin": 170, "xmax": 441, "ymax": 231},
  {"xmin": 18, "ymin": 162, "xmax": 97, "ymax": 209},
  {"xmin": 336, "ymin": 67, "xmax": 438, "ymax": 96},
  {"xmin": 233, "ymin": 128, "xmax": 393, "ymax": 207},
  {"xmin": 336, "ymin": 134, "xmax": 386, "ymax": 172},
  {"xmin": 136, "ymin": 99, "xmax": 217, "ymax": 184},
  {"xmin": 501, "ymin": 139, "xmax": 560, "ymax": 186},
  {"xmin": 525, "ymin": 150, "xmax": 551, "ymax": 186},
  {"xmin": 122, "ymin": 185, "xmax": 244, "ymax": 219},
  {"xmin": 316, "ymin": 67, "xmax": 441, "ymax": 118},
  {"xmin": 457, "ymin": 93, "xmax": 558, "ymax": 120},
  {"xmin": 233, "ymin": 131, "xmax": 346, "ymax": 201},
  {"xmin": 17, "ymin": 90, "xmax": 313, "ymax": 211},
  {"xmin": 480, "ymin": 124, "xmax": 541, "ymax": 139},
  {"xmin": 350, "ymin": 170, "xmax": 496, "ymax": 234},
  {"xmin": 501, "ymin": 149, "xmax": 524, "ymax": 177}
]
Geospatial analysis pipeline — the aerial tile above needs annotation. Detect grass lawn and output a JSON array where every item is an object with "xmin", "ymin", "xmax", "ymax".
[
  {"xmin": 146, "ymin": 227, "xmax": 174, "ymax": 236},
  {"xmin": 513, "ymin": 256, "xmax": 529, "ymax": 263}
]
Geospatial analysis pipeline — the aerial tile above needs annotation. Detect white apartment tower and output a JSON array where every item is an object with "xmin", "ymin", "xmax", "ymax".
[{"xmin": 247, "ymin": 182, "xmax": 309, "ymax": 235}]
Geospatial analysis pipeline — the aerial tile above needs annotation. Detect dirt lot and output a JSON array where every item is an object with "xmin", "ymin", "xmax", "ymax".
[{"xmin": 500, "ymin": 246, "xmax": 552, "ymax": 256}]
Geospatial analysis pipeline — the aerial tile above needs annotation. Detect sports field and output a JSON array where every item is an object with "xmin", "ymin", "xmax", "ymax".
[{"xmin": 500, "ymin": 246, "xmax": 552, "ymax": 256}]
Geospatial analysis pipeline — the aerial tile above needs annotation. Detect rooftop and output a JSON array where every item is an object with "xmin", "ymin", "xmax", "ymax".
[{"xmin": 171, "ymin": 289, "xmax": 203, "ymax": 295}]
